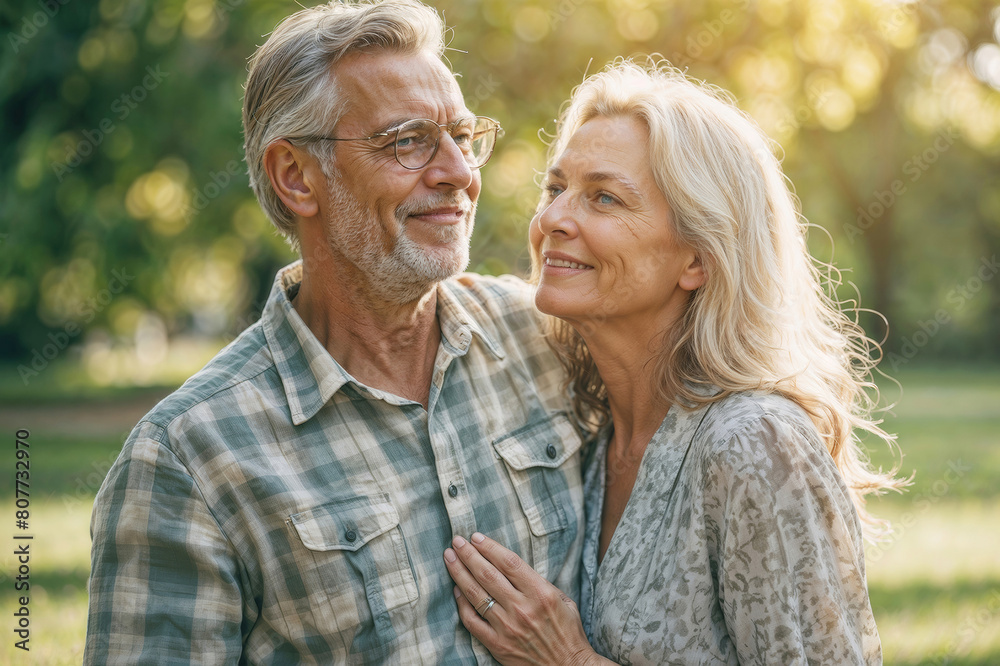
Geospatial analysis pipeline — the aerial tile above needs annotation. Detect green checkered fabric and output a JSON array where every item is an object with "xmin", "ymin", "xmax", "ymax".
[{"xmin": 86, "ymin": 262, "xmax": 584, "ymax": 664}]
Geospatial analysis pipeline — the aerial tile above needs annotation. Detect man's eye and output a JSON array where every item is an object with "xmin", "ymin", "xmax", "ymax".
[
  {"xmin": 452, "ymin": 130, "xmax": 473, "ymax": 145},
  {"xmin": 395, "ymin": 131, "xmax": 428, "ymax": 150},
  {"xmin": 395, "ymin": 132, "xmax": 418, "ymax": 145}
]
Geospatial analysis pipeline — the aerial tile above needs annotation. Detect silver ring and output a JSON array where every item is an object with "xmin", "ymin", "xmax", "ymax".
[{"xmin": 476, "ymin": 596, "xmax": 496, "ymax": 616}]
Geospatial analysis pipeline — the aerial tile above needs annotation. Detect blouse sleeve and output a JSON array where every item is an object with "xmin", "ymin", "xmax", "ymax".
[{"xmin": 702, "ymin": 411, "xmax": 881, "ymax": 665}]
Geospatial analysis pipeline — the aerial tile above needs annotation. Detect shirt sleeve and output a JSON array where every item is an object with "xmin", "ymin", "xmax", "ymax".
[
  {"xmin": 85, "ymin": 426, "xmax": 247, "ymax": 664},
  {"xmin": 704, "ymin": 412, "xmax": 881, "ymax": 665}
]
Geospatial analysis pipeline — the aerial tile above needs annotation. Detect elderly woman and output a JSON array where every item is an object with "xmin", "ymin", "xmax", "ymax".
[{"xmin": 443, "ymin": 60, "xmax": 903, "ymax": 665}]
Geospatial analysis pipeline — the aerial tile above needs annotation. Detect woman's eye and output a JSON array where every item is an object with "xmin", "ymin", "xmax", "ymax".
[
  {"xmin": 598, "ymin": 193, "xmax": 616, "ymax": 205},
  {"xmin": 545, "ymin": 185, "xmax": 564, "ymax": 198}
]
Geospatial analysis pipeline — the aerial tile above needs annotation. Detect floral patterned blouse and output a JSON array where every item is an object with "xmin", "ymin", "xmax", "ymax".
[{"xmin": 578, "ymin": 390, "xmax": 881, "ymax": 665}]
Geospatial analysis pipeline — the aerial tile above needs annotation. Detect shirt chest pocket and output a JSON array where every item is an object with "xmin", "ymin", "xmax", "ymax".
[
  {"xmin": 287, "ymin": 494, "xmax": 418, "ymax": 655},
  {"xmin": 493, "ymin": 413, "xmax": 584, "ymax": 579}
]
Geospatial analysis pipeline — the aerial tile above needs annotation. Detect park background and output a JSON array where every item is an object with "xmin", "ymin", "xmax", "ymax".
[{"xmin": 1, "ymin": 0, "xmax": 999, "ymax": 662}]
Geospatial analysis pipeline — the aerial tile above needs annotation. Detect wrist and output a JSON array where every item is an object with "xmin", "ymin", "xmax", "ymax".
[{"xmin": 567, "ymin": 645, "xmax": 602, "ymax": 666}]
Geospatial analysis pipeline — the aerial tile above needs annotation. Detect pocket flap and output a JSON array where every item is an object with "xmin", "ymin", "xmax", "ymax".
[
  {"xmin": 493, "ymin": 412, "xmax": 583, "ymax": 471},
  {"xmin": 289, "ymin": 494, "xmax": 399, "ymax": 552}
]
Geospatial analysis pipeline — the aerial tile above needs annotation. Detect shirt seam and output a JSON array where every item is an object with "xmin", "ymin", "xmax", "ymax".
[{"xmin": 145, "ymin": 360, "xmax": 278, "ymax": 433}]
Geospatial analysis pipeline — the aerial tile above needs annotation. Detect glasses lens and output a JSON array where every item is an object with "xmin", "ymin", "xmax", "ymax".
[
  {"xmin": 450, "ymin": 118, "xmax": 478, "ymax": 163},
  {"xmin": 468, "ymin": 118, "xmax": 498, "ymax": 168},
  {"xmin": 445, "ymin": 117, "xmax": 495, "ymax": 168},
  {"xmin": 392, "ymin": 117, "xmax": 500, "ymax": 169},
  {"xmin": 393, "ymin": 120, "xmax": 438, "ymax": 169}
]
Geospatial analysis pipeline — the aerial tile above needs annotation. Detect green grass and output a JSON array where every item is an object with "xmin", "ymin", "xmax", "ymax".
[
  {"xmin": 0, "ymin": 364, "xmax": 996, "ymax": 663},
  {"xmin": 2, "ymin": 501, "xmax": 92, "ymax": 664},
  {"xmin": 865, "ymin": 366, "xmax": 1000, "ymax": 503},
  {"xmin": 0, "ymin": 359, "xmax": 179, "ymax": 405},
  {"xmin": 0, "ymin": 434, "xmax": 125, "ymax": 502},
  {"xmin": 862, "ymin": 366, "xmax": 1000, "ymax": 664},
  {"xmin": 866, "ymin": 501, "xmax": 1000, "ymax": 663}
]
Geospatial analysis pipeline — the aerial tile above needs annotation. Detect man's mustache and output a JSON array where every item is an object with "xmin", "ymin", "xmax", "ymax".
[{"xmin": 396, "ymin": 194, "xmax": 475, "ymax": 220}]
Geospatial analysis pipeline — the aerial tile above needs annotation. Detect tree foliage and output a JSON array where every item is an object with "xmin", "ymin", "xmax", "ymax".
[{"xmin": 1, "ymin": 0, "xmax": 999, "ymax": 384}]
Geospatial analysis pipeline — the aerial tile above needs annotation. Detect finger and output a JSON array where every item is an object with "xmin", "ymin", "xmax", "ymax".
[
  {"xmin": 450, "ymin": 535, "xmax": 519, "ymax": 603},
  {"xmin": 453, "ymin": 586, "xmax": 499, "ymax": 645},
  {"xmin": 469, "ymin": 532, "xmax": 540, "ymax": 591},
  {"xmin": 443, "ymin": 546, "xmax": 502, "ymax": 621}
]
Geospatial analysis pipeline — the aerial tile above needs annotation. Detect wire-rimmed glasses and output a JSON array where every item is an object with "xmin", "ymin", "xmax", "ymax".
[{"xmin": 286, "ymin": 116, "xmax": 504, "ymax": 170}]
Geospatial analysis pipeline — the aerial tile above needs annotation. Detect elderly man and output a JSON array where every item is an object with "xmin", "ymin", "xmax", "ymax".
[{"xmin": 84, "ymin": 0, "xmax": 583, "ymax": 663}]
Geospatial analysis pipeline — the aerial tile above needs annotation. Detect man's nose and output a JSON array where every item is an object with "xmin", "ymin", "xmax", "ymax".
[{"xmin": 422, "ymin": 131, "xmax": 475, "ymax": 191}]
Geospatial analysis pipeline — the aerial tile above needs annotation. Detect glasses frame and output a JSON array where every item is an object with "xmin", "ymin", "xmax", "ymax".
[{"xmin": 285, "ymin": 116, "xmax": 504, "ymax": 170}]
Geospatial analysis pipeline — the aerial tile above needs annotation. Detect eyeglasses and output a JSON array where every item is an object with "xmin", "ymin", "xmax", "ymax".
[{"xmin": 287, "ymin": 116, "xmax": 504, "ymax": 170}]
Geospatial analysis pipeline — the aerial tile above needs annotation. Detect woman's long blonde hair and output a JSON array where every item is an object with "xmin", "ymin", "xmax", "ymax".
[{"xmin": 534, "ymin": 58, "xmax": 906, "ymax": 535}]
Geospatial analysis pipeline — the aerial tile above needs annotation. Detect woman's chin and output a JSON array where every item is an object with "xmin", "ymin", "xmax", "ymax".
[{"xmin": 533, "ymin": 289, "xmax": 583, "ymax": 321}]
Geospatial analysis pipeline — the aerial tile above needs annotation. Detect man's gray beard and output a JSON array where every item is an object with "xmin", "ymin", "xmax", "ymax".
[{"xmin": 326, "ymin": 180, "xmax": 474, "ymax": 304}]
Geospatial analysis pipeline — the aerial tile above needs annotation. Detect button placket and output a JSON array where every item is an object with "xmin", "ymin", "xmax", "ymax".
[{"xmin": 428, "ymin": 428, "xmax": 475, "ymax": 536}]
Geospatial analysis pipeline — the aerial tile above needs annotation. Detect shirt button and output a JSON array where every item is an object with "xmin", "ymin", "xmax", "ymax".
[
  {"xmin": 448, "ymin": 484, "xmax": 459, "ymax": 498},
  {"xmin": 345, "ymin": 529, "xmax": 357, "ymax": 543},
  {"xmin": 546, "ymin": 444, "xmax": 558, "ymax": 459}
]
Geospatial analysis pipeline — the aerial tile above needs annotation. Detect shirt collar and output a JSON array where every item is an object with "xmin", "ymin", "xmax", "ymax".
[
  {"xmin": 262, "ymin": 261, "xmax": 353, "ymax": 425},
  {"xmin": 435, "ymin": 277, "xmax": 506, "ymax": 362},
  {"xmin": 262, "ymin": 262, "xmax": 506, "ymax": 425}
]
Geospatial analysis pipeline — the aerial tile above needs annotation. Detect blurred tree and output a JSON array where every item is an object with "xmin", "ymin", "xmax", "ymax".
[{"xmin": 1, "ymin": 0, "xmax": 998, "ymax": 384}]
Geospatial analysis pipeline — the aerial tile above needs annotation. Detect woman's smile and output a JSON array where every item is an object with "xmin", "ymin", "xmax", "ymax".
[{"xmin": 530, "ymin": 115, "xmax": 701, "ymax": 330}]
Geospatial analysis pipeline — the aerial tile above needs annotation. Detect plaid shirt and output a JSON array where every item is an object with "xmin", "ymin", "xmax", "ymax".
[{"xmin": 86, "ymin": 262, "xmax": 584, "ymax": 665}]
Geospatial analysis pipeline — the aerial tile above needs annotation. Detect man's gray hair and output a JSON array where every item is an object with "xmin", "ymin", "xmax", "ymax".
[{"xmin": 242, "ymin": 0, "xmax": 446, "ymax": 249}]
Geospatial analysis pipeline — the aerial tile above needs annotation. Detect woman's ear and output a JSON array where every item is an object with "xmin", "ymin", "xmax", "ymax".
[
  {"xmin": 678, "ymin": 253, "xmax": 707, "ymax": 292},
  {"xmin": 263, "ymin": 140, "xmax": 321, "ymax": 219}
]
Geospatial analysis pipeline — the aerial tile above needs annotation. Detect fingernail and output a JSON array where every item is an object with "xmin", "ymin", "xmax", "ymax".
[
  {"xmin": 453, "ymin": 586, "xmax": 461, "ymax": 598},
  {"xmin": 444, "ymin": 548, "xmax": 456, "ymax": 562},
  {"xmin": 471, "ymin": 532, "xmax": 485, "ymax": 544},
  {"xmin": 453, "ymin": 535, "xmax": 467, "ymax": 548}
]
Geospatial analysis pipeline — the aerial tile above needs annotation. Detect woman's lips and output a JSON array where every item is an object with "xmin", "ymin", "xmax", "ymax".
[{"xmin": 543, "ymin": 251, "xmax": 593, "ymax": 271}]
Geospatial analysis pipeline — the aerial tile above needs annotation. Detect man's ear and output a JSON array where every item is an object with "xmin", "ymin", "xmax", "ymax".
[
  {"xmin": 263, "ymin": 140, "xmax": 321, "ymax": 218},
  {"xmin": 678, "ymin": 252, "xmax": 707, "ymax": 292}
]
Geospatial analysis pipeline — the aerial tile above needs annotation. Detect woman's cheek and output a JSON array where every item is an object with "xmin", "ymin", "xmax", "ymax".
[{"xmin": 528, "ymin": 213, "xmax": 544, "ymax": 251}]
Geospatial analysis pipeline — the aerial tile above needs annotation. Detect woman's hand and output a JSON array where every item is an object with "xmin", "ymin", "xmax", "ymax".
[{"xmin": 443, "ymin": 532, "xmax": 610, "ymax": 666}]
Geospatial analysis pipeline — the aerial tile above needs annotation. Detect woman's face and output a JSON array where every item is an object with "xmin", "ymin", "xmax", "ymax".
[{"xmin": 529, "ymin": 115, "xmax": 704, "ymax": 333}]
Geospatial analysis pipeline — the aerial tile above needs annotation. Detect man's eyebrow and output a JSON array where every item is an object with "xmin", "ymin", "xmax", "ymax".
[
  {"xmin": 368, "ymin": 118, "xmax": 410, "ymax": 135},
  {"xmin": 367, "ymin": 114, "xmax": 477, "ymax": 135},
  {"xmin": 546, "ymin": 167, "xmax": 644, "ymax": 199}
]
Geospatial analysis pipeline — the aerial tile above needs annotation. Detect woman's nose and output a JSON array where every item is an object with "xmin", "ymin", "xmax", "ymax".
[{"xmin": 535, "ymin": 194, "xmax": 579, "ymax": 238}]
